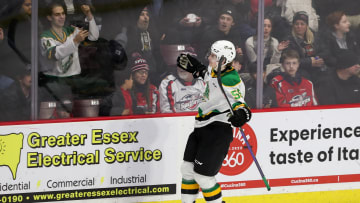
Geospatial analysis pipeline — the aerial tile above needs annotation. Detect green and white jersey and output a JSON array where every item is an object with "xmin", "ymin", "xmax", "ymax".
[
  {"xmin": 195, "ymin": 65, "xmax": 247, "ymax": 128},
  {"xmin": 40, "ymin": 18, "xmax": 99, "ymax": 77}
]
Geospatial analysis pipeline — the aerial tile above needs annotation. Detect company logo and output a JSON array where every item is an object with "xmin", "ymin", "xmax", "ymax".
[
  {"xmin": 0, "ymin": 133, "xmax": 24, "ymax": 180},
  {"xmin": 194, "ymin": 159, "xmax": 203, "ymax": 166},
  {"xmin": 289, "ymin": 92, "xmax": 311, "ymax": 107},
  {"xmin": 220, "ymin": 124, "xmax": 257, "ymax": 176},
  {"xmin": 178, "ymin": 94, "xmax": 202, "ymax": 111}
]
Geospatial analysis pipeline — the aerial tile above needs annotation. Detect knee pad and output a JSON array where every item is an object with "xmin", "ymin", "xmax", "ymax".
[
  {"xmin": 181, "ymin": 161, "xmax": 195, "ymax": 180},
  {"xmin": 193, "ymin": 172, "xmax": 217, "ymax": 189}
]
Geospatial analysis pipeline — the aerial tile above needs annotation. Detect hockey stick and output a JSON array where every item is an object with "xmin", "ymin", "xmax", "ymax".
[{"xmin": 216, "ymin": 56, "xmax": 271, "ymax": 191}]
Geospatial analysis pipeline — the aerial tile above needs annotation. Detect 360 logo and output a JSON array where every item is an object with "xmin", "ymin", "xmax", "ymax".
[{"xmin": 220, "ymin": 124, "xmax": 257, "ymax": 176}]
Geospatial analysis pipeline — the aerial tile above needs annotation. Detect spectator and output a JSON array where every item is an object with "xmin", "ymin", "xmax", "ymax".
[
  {"xmin": 0, "ymin": 65, "xmax": 31, "ymax": 122},
  {"xmin": 75, "ymin": 39, "xmax": 128, "ymax": 98},
  {"xmin": 160, "ymin": 0, "xmax": 215, "ymax": 44},
  {"xmin": 39, "ymin": 2, "xmax": 99, "ymax": 103},
  {"xmin": 287, "ymin": 11, "xmax": 325, "ymax": 83},
  {"xmin": 130, "ymin": 52, "xmax": 160, "ymax": 114},
  {"xmin": 47, "ymin": 0, "xmax": 102, "ymax": 31},
  {"xmin": 315, "ymin": 50, "xmax": 360, "ymax": 105},
  {"xmin": 314, "ymin": 0, "xmax": 360, "ymax": 30},
  {"xmin": 198, "ymin": 5, "xmax": 245, "ymax": 64},
  {"xmin": 245, "ymin": 16, "xmax": 289, "ymax": 69},
  {"xmin": 220, "ymin": 0, "xmax": 252, "ymax": 23},
  {"xmin": 125, "ymin": 6, "xmax": 165, "ymax": 86},
  {"xmin": 99, "ymin": 68, "xmax": 134, "ymax": 116},
  {"xmin": 319, "ymin": 11, "xmax": 360, "ymax": 69},
  {"xmin": 243, "ymin": 61, "xmax": 278, "ymax": 108},
  {"xmin": 159, "ymin": 48, "xmax": 205, "ymax": 113},
  {"xmin": 214, "ymin": 0, "xmax": 256, "ymax": 40},
  {"xmin": 281, "ymin": 0, "xmax": 319, "ymax": 32},
  {"xmin": 94, "ymin": 0, "xmax": 152, "ymax": 41},
  {"xmin": 271, "ymin": 49, "xmax": 318, "ymax": 107}
]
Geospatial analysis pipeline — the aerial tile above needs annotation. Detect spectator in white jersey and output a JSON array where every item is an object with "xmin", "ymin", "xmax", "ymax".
[
  {"xmin": 39, "ymin": 1, "xmax": 99, "ymax": 107},
  {"xmin": 159, "ymin": 47, "xmax": 205, "ymax": 113}
]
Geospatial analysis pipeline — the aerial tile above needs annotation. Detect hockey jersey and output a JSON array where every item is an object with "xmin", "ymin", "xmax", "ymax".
[
  {"xmin": 40, "ymin": 18, "xmax": 99, "ymax": 77},
  {"xmin": 271, "ymin": 74, "xmax": 318, "ymax": 107},
  {"xmin": 195, "ymin": 66, "xmax": 248, "ymax": 128},
  {"xmin": 159, "ymin": 74, "xmax": 205, "ymax": 113}
]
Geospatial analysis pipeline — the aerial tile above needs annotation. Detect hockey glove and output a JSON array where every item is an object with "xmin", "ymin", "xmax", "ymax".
[
  {"xmin": 228, "ymin": 107, "xmax": 252, "ymax": 127},
  {"xmin": 177, "ymin": 54, "xmax": 206, "ymax": 78}
]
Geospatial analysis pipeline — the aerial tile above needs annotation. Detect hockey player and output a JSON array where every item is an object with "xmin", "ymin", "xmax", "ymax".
[{"xmin": 177, "ymin": 40, "xmax": 251, "ymax": 203}]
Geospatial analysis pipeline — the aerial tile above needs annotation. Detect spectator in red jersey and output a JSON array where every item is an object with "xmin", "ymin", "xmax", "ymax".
[{"xmin": 271, "ymin": 49, "xmax": 318, "ymax": 107}]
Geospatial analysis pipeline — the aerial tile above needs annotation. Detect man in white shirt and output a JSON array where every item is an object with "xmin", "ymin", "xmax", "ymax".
[{"xmin": 39, "ymin": 1, "xmax": 99, "ymax": 115}]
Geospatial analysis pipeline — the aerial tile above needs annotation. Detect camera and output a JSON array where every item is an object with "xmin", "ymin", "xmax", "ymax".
[{"xmin": 70, "ymin": 20, "xmax": 89, "ymax": 31}]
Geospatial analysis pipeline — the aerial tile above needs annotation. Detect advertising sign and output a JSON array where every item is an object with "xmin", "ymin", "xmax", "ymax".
[
  {"xmin": 0, "ymin": 117, "xmax": 181, "ymax": 202},
  {"xmin": 217, "ymin": 107, "xmax": 360, "ymax": 191},
  {"xmin": 1, "ymin": 107, "xmax": 360, "ymax": 202}
]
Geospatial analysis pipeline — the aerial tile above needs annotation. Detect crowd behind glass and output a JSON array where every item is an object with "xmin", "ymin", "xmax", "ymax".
[{"xmin": 0, "ymin": 0, "xmax": 359, "ymax": 122}]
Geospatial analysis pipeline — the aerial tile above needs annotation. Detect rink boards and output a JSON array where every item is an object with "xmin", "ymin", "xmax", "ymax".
[{"xmin": 0, "ymin": 105, "xmax": 360, "ymax": 202}]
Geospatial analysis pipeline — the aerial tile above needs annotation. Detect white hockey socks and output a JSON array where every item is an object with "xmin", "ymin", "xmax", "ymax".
[
  {"xmin": 194, "ymin": 172, "xmax": 222, "ymax": 203},
  {"xmin": 181, "ymin": 162, "xmax": 199, "ymax": 203}
]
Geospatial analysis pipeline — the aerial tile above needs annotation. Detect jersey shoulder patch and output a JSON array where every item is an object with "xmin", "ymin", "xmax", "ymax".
[{"xmin": 222, "ymin": 70, "xmax": 241, "ymax": 87}]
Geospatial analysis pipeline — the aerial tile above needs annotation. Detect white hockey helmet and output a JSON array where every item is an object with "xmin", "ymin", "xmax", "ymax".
[{"xmin": 210, "ymin": 40, "xmax": 236, "ymax": 65}]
